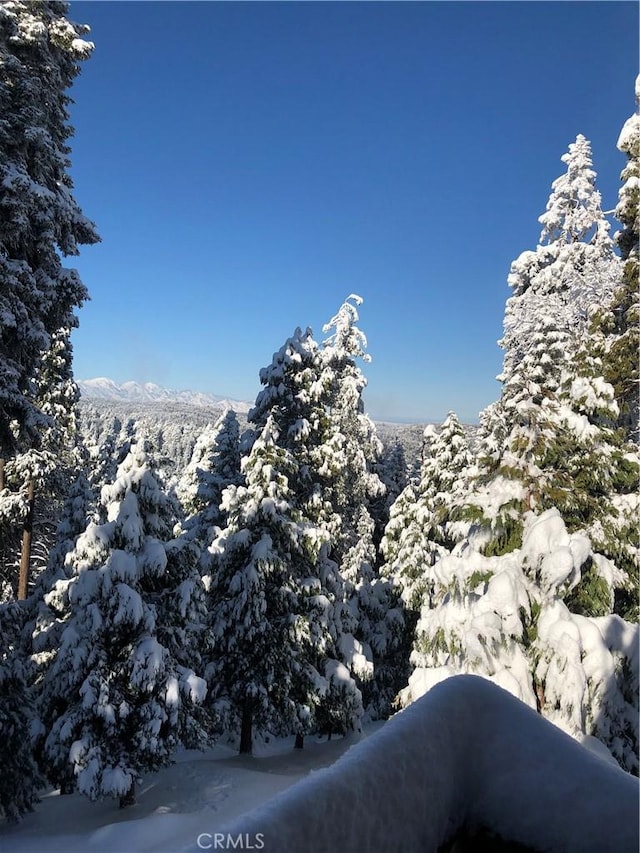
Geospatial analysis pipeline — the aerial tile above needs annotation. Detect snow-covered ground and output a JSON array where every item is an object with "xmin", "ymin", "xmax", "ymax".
[
  {"xmin": 0, "ymin": 725, "xmax": 377, "ymax": 853},
  {"xmin": 1, "ymin": 676, "xmax": 637, "ymax": 853}
]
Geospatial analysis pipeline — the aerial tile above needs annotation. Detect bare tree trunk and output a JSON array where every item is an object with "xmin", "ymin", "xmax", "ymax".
[
  {"xmin": 18, "ymin": 479, "xmax": 35, "ymax": 600},
  {"xmin": 239, "ymin": 701, "xmax": 253, "ymax": 755},
  {"xmin": 0, "ymin": 458, "xmax": 5, "ymax": 491},
  {"xmin": 294, "ymin": 733, "xmax": 304, "ymax": 750}
]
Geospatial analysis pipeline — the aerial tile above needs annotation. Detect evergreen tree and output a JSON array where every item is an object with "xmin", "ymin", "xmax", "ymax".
[
  {"xmin": 398, "ymin": 137, "xmax": 639, "ymax": 774},
  {"xmin": 206, "ymin": 416, "xmax": 346, "ymax": 752},
  {"xmin": 0, "ymin": 448, "xmax": 57, "ymax": 599},
  {"xmin": 245, "ymin": 326, "xmax": 367, "ymax": 732},
  {"xmin": 38, "ymin": 444, "xmax": 208, "ymax": 803},
  {"xmin": 467, "ymin": 137, "xmax": 635, "ymax": 572},
  {"xmin": 379, "ymin": 480, "xmax": 424, "ymax": 608},
  {"xmin": 0, "ymin": 1, "xmax": 98, "ymax": 603},
  {"xmin": 596, "ymin": 76, "xmax": 639, "ymax": 442},
  {"xmin": 0, "ymin": 600, "xmax": 44, "ymax": 821},
  {"xmin": 370, "ymin": 439, "xmax": 408, "ymax": 549},
  {"xmin": 177, "ymin": 409, "xmax": 242, "ymax": 566},
  {"xmin": 33, "ymin": 328, "xmax": 80, "ymax": 455},
  {"xmin": 319, "ymin": 296, "xmax": 404, "ymax": 719},
  {"xmin": 30, "ymin": 469, "xmax": 97, "ymax": 689},
  {"xmin": 404, "ymin": 507, "xmax": 639, "ymax": 774},
  {"xmin": 0, "ymin": 0, "xmax": 98, "ymax": 459},
  {"xmin": 14, "ymin": 329, "xmax": 87, "ymax": 592},
  {"xmin": 381, "ymin": 412, "xmax": 473, "ymax": 612},
  {"xmin": 248, "ymin": 326, "xmax": 338, "ymax": 532},
  {"xmin": 87, "ymin": 422, "xmax": 122, "ymax": 494},
  {"xmin": 320, "ymin": 295, "xmax": 385, "ymax": 564},
  {"xmin": 504, "ymin": 136, "xmax": 620, "ymax": 383},
  {"xmin": 377, "ymin": 415, "xmax": 474, "ymax": 713}
]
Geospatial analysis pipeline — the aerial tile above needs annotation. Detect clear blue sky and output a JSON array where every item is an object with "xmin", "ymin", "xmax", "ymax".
[{"xmin": 67, "ymin": 1, "xmax": 638, "ymax": 423}]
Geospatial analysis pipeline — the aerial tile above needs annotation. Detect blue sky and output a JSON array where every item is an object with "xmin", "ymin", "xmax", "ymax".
[{"xmin": 68, "ymin": 1, "xmax": 638, "ymax": 423}]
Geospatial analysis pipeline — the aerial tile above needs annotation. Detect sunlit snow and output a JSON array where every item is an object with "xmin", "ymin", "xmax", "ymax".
[{"xmin": 2, "ymin": 676, "xmax": 637, "ymax": 853}]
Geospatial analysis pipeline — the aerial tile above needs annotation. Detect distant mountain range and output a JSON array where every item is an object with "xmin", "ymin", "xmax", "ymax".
[{"xmin": 77, "ymin": 378, "xmax": 252, "ymax": 414}]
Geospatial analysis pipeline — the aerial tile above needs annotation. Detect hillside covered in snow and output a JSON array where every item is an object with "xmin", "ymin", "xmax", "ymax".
[{"xmin": 77, "ymin": 378, "xmax": 252, "ymax": 414}]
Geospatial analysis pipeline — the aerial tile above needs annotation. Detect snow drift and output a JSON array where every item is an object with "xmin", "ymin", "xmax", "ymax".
[{"xmin": 214, "ymin": 675, "xmax": 639, "ymax": 853}]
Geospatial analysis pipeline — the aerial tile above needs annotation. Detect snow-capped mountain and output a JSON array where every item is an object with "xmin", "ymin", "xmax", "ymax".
[{"xmin": 77, "ymin": 378, "xmax": 252, "ymax": 414}]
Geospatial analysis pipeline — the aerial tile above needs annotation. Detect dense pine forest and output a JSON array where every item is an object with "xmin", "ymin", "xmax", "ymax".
[{"xmin": 0, "ymin": 0, "xmax": 638, "ymax": 828}]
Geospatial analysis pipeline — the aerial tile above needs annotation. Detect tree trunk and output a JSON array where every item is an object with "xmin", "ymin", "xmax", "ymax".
[
  {"xmin": 294, "ymin": 733, "xmax": 304, "ymax": 750},
  {"xmin": 239, "ymin": 702, "xmax": 253, "ymax": 754},
  {"xmin": 119, "ymin": 779, "xmax": 136, "ymax": 808},
  {"xmin": 0, "ymin": 458, "xmax": 5, "ymax": 491},
  {"xmin": 18, "ymin": 479, "xmax": 35, "ymax": 600}
]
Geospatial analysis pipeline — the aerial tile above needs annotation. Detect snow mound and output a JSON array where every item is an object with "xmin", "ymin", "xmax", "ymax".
[{"xmin": 213, "ymin": 675, "xmax": 639, "ymax": 853}]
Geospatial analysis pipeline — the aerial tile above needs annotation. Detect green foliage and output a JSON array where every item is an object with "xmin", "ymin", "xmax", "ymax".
[
  {"xmin": 564, "ymin": 558, "xmax": 612, "ymax": 618},
  {"xmin": 611, "ymin": 550, "xmax": 640, "ymax": 622},
  {"xmin": 482, "ymin": 518, "xmax": 524, "ymax": 557},
  {"xmin": 423, "ymin": 626, "xmax": 462, "ymax": 659},
  {"xmin": 465, "ymin": 570, "xmax": 493, "ymax": 592},
  {"xmin": 456, "ymin": 504, "xmax": 488, "ymax": 525},
  {"xmin": 432, "ymin": 627, "xmax": 447, "ymax": 653},
  {"xmin": 520, "ymin": 601, "xmax": 540, "ymax": 649}
]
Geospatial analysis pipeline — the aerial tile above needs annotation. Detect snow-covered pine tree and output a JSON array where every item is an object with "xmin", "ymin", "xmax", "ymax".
[
  {"xmin": 28, "ymin": 469, "xmax": 96, "ymax": 697},
  {"xmin": 318, "ymin": 296, "xmax": 406, "ymax": 719},
  {"xmin": 33, "ymin": 328, "xmax": 80, "ymax": 457},
  {"xmin": 0, "ymin": 599, "xmax": 44, "ymax": 821},
  {"xmin": 591, "ymin": 76, "xmax": 640, "ymax": 619},
  {"xmin": 248, "ymin": 327, "xmax": 337, "ymax": 530},
  {"xmin": 244, "ymin": 326, "xmax": 367, "ymax": 735},
  {"xmin": 207, "ymin": 415, "xmax": 350, "ymax": 752},
  {"xmin": 0, "ymin": 2, "xmax": 98, "ymax": 581},
  {"xmin": 381, "ymin": 412, "xmax": 473, "ymax": 612},
  {"xmin": 38, "ymin": 444, "xmax": 208, "ymax": 803},
  {"xmin": 177, "ymin": 409, "xmax": 242, "ymax": 565},
  {"xmin": 8, "ymin": 329, "xmax": 87, "ymax": 594},
  {"xmin": 320, "ymin": 296, "xmax": 385, "ymax": 565},
  {"xmin": 0, "ymin": 1, "xmax": 98, "ymax": 607},
  {"xmin": 376, "ymin": 415, "xmax": 474, "ymax": 712},
  {"xmin": 399, "ymin": 137, "xmax": 639, "ymax": 774},
  {"xmin": 550, "ymin": 338, "xmax": 639, "ymax": 617},
  {"xmin": 87, "ymin": 420, "xmax": 123, "ymax": 494},
  {"xmin": 465, "ymin": 137, "xmax": 634, "ymax": 570},
  {"xmin": 593, "ymin": 76, "xmax": 639, "ymax": 443},
  {"xmin": 379, "ymin": 480, "xmax": 423, "ymax": 608},
  {"xmin": 370, "ymin": 439, "xmax": 408, "ymax": 550},
  {"xmin": 504, "ymin": 135, "xmax": 620, "ymax": 377},
  {"xmin": 404, "ymin": 507, "xmax": 639, "ymax": 773},
  {"xmin": 419, "ymin": 412, "xmax": 475, "ymax": 545},
  {"xmin": 1, "ymin": 448, "xmax": 57, "ymax": 600},
  {"xmin": 467, "ymin": 137, "xmax": 639, "ymax": 619}
]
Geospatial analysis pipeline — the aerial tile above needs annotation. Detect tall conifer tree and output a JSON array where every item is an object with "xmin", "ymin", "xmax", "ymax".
[
  {"xmin": 206, "ymin": 416, "xmax": 347, "ymax": 753},
  {"xmin": 39, "ymin": 444, "xmax": 209, "ymax": 803},
  {"xmin": 0, "ymin": 0, "xmax": 98, "ymax": 459},
  {"xmin": 399, "ymin": 135, "xmax": 639, "ymax": 774}
]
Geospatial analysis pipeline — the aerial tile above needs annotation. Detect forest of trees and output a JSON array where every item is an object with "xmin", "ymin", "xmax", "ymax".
[{"xmin": 0, "ymin": 1, "xmax": 638, "ymax": 824}]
